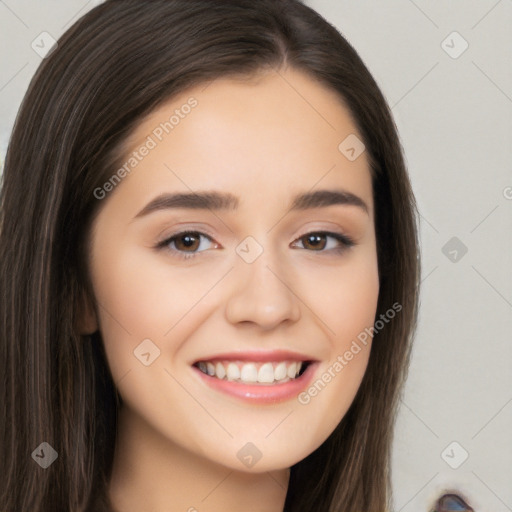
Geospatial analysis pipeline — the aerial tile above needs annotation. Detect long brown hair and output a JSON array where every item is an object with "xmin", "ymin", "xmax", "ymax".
[{"xmin": 0, "ymin": 1, "xmax": 420, "ymax": 510}]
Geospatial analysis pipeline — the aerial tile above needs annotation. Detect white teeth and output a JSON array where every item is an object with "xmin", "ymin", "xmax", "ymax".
[
  {"xmin": 240, "ymin": 363, "xmax": 258, "ymax": 383},
  {"xmin": 206, "ymin": 362, "xmax": 215, "ymax": 376},
  {"xmin": 215, "ymin": 362, "xmax": 226, "ymax": 379},
  {"xmin": 274, "ymin": 362, "xmax": 287, "ymax": 381},
  {"xmin": 257, "ymin": 362, "xmax": 274, "ymax": 383},
  {"xmin": 287, "ymin": 362, "xmax": 297, "ymax": 379},
  {"xmin": 226, "ymin": 363, "xmax": 240, "ymax": 380},
  {"xmin": 196, "ymin": 360, "xmax": 307, "ymax": 384}
]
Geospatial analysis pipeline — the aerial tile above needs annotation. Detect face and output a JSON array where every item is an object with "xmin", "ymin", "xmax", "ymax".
[{"xmin": 86, "ymin": 67, "xmax": 379, "ymax": 472}]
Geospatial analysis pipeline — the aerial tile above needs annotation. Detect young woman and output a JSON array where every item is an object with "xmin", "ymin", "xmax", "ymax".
[{"xmin": 0, "ymin": 1, "xmax": 420, "ymax": 510}]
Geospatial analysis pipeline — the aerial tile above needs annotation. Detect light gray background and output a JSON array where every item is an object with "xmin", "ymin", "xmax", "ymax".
[{"xmin": 1, "ymin": 1, "xmax": 511, "ymax": 511}]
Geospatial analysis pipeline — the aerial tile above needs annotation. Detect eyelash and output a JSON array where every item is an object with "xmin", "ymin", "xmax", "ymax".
[{"xmin": 155, "ymin": 230, "xmax": 355, "ymax": 261}]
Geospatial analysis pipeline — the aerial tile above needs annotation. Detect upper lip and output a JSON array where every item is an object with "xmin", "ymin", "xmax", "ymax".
[{"xmin": 192, "ymin": 349, "xmax": 318, "ymax": 364}]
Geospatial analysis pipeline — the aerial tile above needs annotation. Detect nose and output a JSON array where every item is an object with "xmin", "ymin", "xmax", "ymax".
[{"xmin": 224, "ymin": 246, "xmax": 301, "ymax": 330}]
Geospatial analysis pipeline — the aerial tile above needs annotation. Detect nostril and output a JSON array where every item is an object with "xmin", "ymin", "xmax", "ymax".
[{"xmin": 432, "ymin": 493, "xmax": 474, "ymax": 512}]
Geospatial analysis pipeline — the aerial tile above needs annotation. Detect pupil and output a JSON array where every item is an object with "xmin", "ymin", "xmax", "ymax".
[
  {"xmin": 181, "ymin": 234, "xmax": 197, "ymax": 249},
  {"xmin": 307, "ymin": 234, "xmax": 324, "ymax": 249}
]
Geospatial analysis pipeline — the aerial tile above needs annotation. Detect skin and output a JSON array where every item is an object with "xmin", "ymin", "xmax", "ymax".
[{"xmin": 82, "ymin": 66, "xmax": 380, "ymax": 512}]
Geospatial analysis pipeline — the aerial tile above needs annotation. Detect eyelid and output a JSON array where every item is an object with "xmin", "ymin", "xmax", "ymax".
[
  {"xmin": 292, "ymin": 231, "xmax": 355, "ymax": 249},
  {"xmin": 155, "ymin": 225, "xmax": 218, "ymax": 246},
  {"xmin": 155, "ymin": 229, "xmax": 219, "ymax": 250}
]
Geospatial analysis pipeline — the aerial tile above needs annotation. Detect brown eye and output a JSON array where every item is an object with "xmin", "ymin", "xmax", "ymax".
[
  {"xmin": 157, "ymin": 231, "xmax": 218, "ymax": 260},
  {"xmin": 302, "ymin": 233, "xmax": 327, "ymax": 250},
  {"xmin": 294, "ymin": 231, "xmax": 355, "ymax": 254},
  {"xmin": 173, "ymin": 232, "xmax": 201, "ymax": 252}
]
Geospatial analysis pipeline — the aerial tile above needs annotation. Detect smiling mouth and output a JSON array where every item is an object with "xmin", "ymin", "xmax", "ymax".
[{"xmin": 193, "ymin": 360, "xmax": 311, "ymax": 385}]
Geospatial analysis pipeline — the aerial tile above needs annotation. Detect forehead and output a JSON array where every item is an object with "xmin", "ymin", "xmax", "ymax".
[{"xmin": 109, "ymin": 67, "xmax": 373, "ymax": 215}]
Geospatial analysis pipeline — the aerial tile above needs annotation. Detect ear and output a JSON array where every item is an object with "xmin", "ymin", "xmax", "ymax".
[{"xmin": 76, "ymin": 289, "xmax": 99, "ymax": 335}]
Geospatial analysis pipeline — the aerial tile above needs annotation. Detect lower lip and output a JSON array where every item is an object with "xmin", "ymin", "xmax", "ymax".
[{"xmin": 192, "ymin": 362, "xmax": 318, "ymax": 404}]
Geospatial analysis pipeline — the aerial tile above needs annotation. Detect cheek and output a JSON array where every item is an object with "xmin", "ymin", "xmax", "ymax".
[
  {"xmin": 89, "ymin": 241, "xmax": 167, "ymax": 377},
  {"xmin": 89, "ymin": 240, "xmax": 221, "ymax": 380},
  {"xmin": 91, "ymin": 243, "xmax": 193, "ymax": 335},
  {"xmin": 292, "ymin": 250, "xmax": 379, "ymax": 434},
  {"xmin": 328, "ymin": 266, "xmax": 379, "ymax": 345},
  {"xmin": 301, "ymin": 247, "xmax": 380, "ymax": 344}
]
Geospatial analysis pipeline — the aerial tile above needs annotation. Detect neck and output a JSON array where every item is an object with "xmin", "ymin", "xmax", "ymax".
[{"xmin": 108, "ymin": 406, "xmax": 289, "ymax": 512}]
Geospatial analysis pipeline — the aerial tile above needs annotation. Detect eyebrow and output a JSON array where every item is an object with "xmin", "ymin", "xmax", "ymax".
[{"xmin": 133, "ymin": 188, "xmax": 369, "ymax": 219}]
